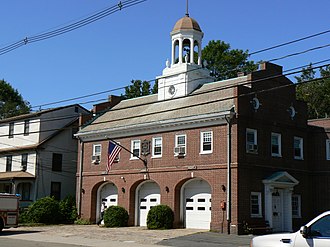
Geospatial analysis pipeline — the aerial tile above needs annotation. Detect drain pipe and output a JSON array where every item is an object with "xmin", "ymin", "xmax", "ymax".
[
  {"xmin": 77, "ymin": 138, "xmax": 84, "ymax": 217},
  {"xmin": 225, "ymin": 106, "xmax": 235, "ymax": 234}
]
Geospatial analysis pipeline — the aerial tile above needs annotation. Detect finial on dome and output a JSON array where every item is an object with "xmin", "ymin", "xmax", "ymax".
[{"xmin": 185, "ymin": 0, "xmax": 189, "ymax": 17}]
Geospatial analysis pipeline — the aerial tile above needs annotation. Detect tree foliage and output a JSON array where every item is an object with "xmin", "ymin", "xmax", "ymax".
[
  {"xmin": 0, "ymin": 79, "xmax": 30, "ymax": 119},
  {"xmin": 202, "ymin": 40, "xmax": 258, "ymax": 81},
  {"xmin": 295, "ymin": 64, "xmax": 330, "ymax": 119},
  {"xmin": 124, "ymin": 80, "xmax": 158, "ymax": 99}
]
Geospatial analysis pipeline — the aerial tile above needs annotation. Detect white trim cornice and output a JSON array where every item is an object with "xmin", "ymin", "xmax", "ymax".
[{"xmin": 77, "ymin": 110, "xmax": 234, "ymax": 142}]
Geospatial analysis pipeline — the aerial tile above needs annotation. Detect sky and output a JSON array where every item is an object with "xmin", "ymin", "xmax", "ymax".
[{"xmin": 0, "ymin": 0, "xmax": 330, "ymax": 111}]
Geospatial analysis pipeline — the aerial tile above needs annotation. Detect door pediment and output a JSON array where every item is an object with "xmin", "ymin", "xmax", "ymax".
[{"xmin": 263, "ymin": 171, "xmax": 299, "ymax": 188}]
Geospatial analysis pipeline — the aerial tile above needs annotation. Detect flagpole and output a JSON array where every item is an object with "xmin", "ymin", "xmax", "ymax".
[{"xmin": 107, "ymin": 137, "xmax": 147, "ymax": 167}]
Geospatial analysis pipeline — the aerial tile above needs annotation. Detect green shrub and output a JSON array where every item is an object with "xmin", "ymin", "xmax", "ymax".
[
  {"xmin": 26, "ymin": 197, "xmax": 61, "ymax": 224},
  {"xmin": 59, "ymin": 195, "xmax": 78, "ymax": 224},
  {"xmin": 103, "ymin": 206, "xmax": 129, "ymax": 227},
  {"xmin": 147, "ymin": 204, "xmax": 174, "ymax": 229}
]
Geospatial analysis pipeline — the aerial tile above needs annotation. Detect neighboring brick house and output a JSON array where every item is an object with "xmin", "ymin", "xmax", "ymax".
[
  {"xmin": 75, "ymin": 14, "xmax": 330, "ymax": 234},
  {"xmin": 0, "ymin": 104, "xmax": 89, "ymax": 207}
]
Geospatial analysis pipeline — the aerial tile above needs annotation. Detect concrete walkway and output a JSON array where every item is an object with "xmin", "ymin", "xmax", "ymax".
[{"xmin": 0, "ymin": 225, "xmax": 253, "ymax": 247}]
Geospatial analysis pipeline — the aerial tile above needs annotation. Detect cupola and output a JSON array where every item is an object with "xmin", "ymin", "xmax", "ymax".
[{"xmin": 156, "ymin": 10, "xmax": 213, "ymax": 101}]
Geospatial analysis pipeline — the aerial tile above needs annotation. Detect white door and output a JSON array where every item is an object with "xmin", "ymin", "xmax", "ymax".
[
  {"xmin": 184, "ymin": 179, "xmax": 211, "ymax": 229},
  {"xmin": 100, "ymin": 183, "xmax": 118, "ymax": 209},
  {"xmin": 138, "ymin": 181, "xmax": 160, "ymax": 226},
  {"xmin": 272, "ymin": 193, "xmax": 283, "ymax": 232}
]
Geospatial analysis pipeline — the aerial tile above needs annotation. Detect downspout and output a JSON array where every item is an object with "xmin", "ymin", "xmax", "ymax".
[
  {"xmin": 225, "ymin": 106, "xmax": 235, "ymax": 234},
  {"xmin": 77, "ymin": 138, "xmax": 84, "ymax": 217}
]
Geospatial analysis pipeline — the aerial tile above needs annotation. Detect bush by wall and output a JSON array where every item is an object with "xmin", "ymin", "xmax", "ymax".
[
  {"xmin": 26, "ymin": 197, "xmax": 61, "ymax": 224},
  {"xmin": 103, "ymin": 206, "xmax": 129, "ymax": 227},
  {"xmin": 59, "ymin": 196, "xmax": 78, "ymax": 224},
  {"xmin": 147, "ymin": 204, "xmax": 174, "ymax": 229},
  {"xmin": 21, "ymin": 196, "xmax": 78, "ymax": 225}
]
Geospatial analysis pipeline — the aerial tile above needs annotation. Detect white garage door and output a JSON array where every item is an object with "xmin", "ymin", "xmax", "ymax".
[
  {"xmin": 184, "ymin": 179, "xmax": 211, "ymax": 229},
  {"xmin": 138, "ymin": 181, "xmax": 160, "ymax": 226},
  {"xmin": 100, "ymin": 183, "xmax": 118, "ymax": 208}
]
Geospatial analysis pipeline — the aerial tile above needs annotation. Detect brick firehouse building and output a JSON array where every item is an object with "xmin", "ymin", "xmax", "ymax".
[{"xmin": 75, "ymin": 14, "xmax": 330, "ymax": 234}]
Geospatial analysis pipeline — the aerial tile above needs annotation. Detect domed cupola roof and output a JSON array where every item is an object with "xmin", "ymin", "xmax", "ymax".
[{"xmin": 172, "ymin": 14, "xmax": 202, "ymax": 33}]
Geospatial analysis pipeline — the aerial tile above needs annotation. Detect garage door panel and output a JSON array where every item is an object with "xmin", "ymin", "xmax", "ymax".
[
  {"xmin": 138, "ymin": 182, "xmax": 160, "ymax": 226},
  {"xmin": 184, "ymin": 180, "xmax": 211, "ymax": 230}
]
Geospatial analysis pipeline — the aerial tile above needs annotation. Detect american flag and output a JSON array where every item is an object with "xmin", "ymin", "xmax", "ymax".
[{"xmin": 106, "ymin": 141, "xmax": 122, "ymax": 173}]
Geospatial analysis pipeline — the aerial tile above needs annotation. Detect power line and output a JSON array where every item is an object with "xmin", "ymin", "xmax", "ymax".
[
  {"xmin": 249, "ymin": 28, "xmax": 330, "ymax": 56},
  {"xmin": 0, "ymin": 0, "xmax": 147, "ymax": 56},
  {"xmin": 1, "ymin": 58, "xmax": 328, "ymax": 132}
]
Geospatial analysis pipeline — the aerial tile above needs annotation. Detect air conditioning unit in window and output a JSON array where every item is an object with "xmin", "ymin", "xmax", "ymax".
[
  {"xmin": 174, "ymin": 146, "xmax": 186, "ymax": 156},
  {"xmin": 91, "ymin": 155, "xmax": 100, "ymax": 164},
  {"xmin": 247, "ymin": 144, "xmax": 258, "ymax": 153}
]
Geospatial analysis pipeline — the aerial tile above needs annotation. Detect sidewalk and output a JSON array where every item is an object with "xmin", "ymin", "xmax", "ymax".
[{"xmin": 1, "ymin": 225, "xmax": 253, "ymax": 247}]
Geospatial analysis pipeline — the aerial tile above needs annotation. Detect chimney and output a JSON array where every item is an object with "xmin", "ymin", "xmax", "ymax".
[{"xmin": 259, "ymin": 62, "xmax": 283, "ymax": 76}]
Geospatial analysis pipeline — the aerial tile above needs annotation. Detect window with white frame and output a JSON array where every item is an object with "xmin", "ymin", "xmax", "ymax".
[
  {"xmin": 200, "ymin": 131, "xmax": 212, "ymax": 154},
  {"xmin": 152, "ymin": 137, "xmax": 162, "ymax": 157},
  {"xmin": 271, "ymin": 132, "xmax": 282, "ymax": 157},
  {"xmin": 175, "ymin": 134, "xmax": 186, "ymax": 156},
  {"xmin": 246, "ymin": 128, "xmax": 258, "ymax": 153},
  {"xmin": 92, "ymin": 144, "xmax": 101, "ymax": 163},
  {"xmin": 326, "ymin": 139, "xmax": 330, "ymax": 160},
  {"xmin": 131, "ymin": 140, "xmax": 141, "ymax": 159},
  {"xmin": 93, "ymin": 144, "xmax": 101, "ymax": 156},
  {"xmin": 294, "ymin": 137, "xmax": 303, "ymax": 160},
  {"xmin": 250, "ymin": 192, "xmax": 262, "ymax": 217},
  {"xmin": 292, "ymin": 194, "xmax": 301, "ymax": 218}
]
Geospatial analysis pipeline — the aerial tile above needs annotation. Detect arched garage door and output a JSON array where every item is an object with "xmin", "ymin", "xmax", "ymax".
[
  {"xmin": 137, "ymin": 181, "xmax": 160, "ymax": 226},
  {"xmin": 183, "ymin": 179, "xmax": 211, "ymax": 229},
  {"xmin": 100, "ymin": 183, "xmax": 118, "ymax": 208}
]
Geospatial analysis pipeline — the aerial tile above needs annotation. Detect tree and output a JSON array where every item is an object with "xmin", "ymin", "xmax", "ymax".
[
  {"xmin": 295, "ymin": 65, "xmax": 330, "ymax": 119},
  {"xmin": 202, "ymin": 40, "xmax": 258, "ymax": 81},
  {"xmin": 0, "ymin": 79, "xmax": 30, "ymax": 119},
  {"xmin": 124, "ymin": 79, "xmax": 157, "ymax": 99}
]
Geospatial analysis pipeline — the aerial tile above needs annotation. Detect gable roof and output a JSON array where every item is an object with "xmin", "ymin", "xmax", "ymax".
[{"xmin": 0, "ymin": 104, "xmax": 89, "ymax": 124}]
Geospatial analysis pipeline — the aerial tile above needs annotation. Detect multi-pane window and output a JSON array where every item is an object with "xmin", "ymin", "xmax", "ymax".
[
  {"xmin": 201, "ymin": 131, "xmax": 212, "ymax": 154},
  {"xmin": 326, "ymin": 139, "xmax": 330, "ymax": 160},
  {"xmin": 294, "ymin": 137, "xmax": 303, "ymax": 160},
  {"xmin": 292, "ymin": 194, "xmax": 301, "ymax": 218},
  {"xmin": 50, "ymin": 182, "xmax": 61, "ymax": 200},
  {"xmin": 24, "ymin": 120, "xmax": 30, "ymax": 136},
  {"xmin": 21, "ymin": 153, "xmax": 28, "ymax": 172},
  {"xmin": 93, "ymin": 144, "xmax": 101, "ymax": 156},
  {"xmin": 246, "ymin": 128, "xmax": 258, "ymax": 153},
  {"xmin": 131, "ymin": 140, "xmax": 141, "ymax": 159},
  {"xmin": 9, "ymin": 122, "xmax": 14, "ymax": 138},
  {"xmin": 271, "ymin": 133, "xmax": 282, "ymax": 157},
  {"xmin": 92, "ymin": 144, "xmax": 101, "ymax": 164},
  {"xmin": 52, "ymin": 153, "xmax": 63, "ymax": 172},
  {"xmin": 6, "ymin": 155, "xmax": 12, "ymax": 172},
  {"xmin": 175, "ymin": 134, "xmax": 186, "ymax": 156},
  {"xmin": 152, "ymin": 137, "xmax": 162, "ymax": 157},
  {"xmin": 251, "ymin": 192, "xmax": 262, "ymax": 217}
]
